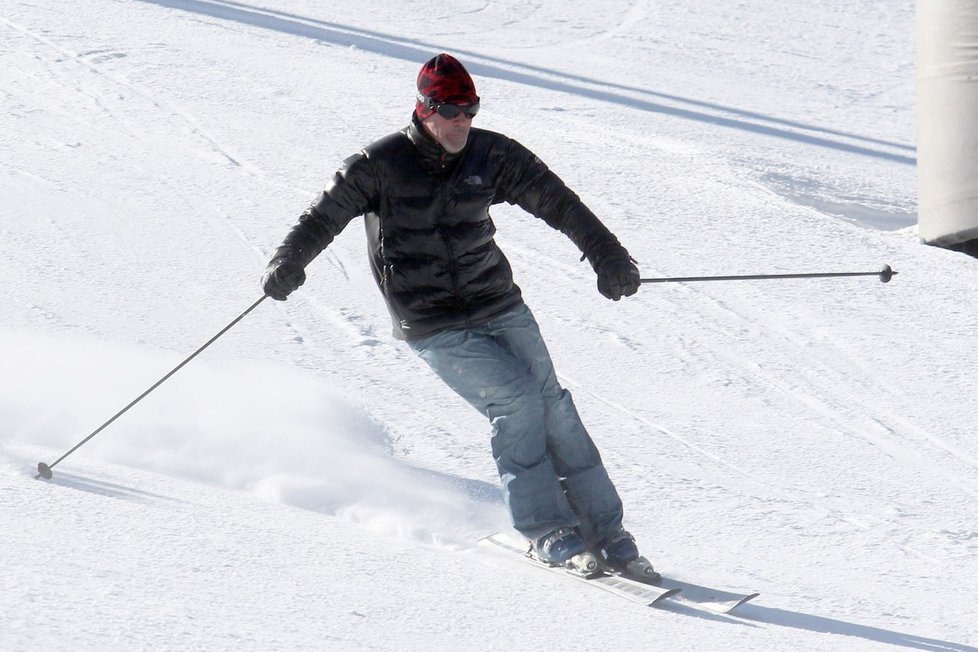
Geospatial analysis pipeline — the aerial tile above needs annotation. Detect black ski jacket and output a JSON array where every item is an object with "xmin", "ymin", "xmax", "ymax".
[{"xmin": 275, "ymin": 115, "xmax": 629, "ymax": 340}]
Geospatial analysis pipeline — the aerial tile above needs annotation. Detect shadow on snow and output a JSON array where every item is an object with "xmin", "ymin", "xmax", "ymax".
[
  {"xmin": 738, "ymin": 604, "xmax": 978, "ymax": 652},
  {"xmin": 136, "ymin": 0, "xmax": 915, "ymax": 165}
]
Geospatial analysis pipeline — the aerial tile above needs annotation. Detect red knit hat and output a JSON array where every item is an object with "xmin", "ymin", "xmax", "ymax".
[{"xmin": 415, "ymin": 53, "xmax": 479, "ymax": 119}]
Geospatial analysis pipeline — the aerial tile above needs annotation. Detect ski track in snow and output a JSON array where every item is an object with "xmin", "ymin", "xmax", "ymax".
[
  {"xmin": 2, "ymin": 10, "xmax": 398, "ymax": 386},
  {"xmin": 1, "ymin": 15, "xmax": 243, "ymax": 170},
  {"xmin": 505, "ymin": 177, "xmax": 976, "ymax": 506}
]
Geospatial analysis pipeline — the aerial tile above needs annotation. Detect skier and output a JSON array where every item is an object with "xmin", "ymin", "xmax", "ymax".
[{"xmin": 262, "ymin": 53, "xmax": 645, "ymax": 571}]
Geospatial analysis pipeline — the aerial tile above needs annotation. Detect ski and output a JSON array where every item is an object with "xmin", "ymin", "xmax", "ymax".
[
  {"xmin": 626, "ymin": 573, "xmax": 759, "ymax": 614},
  {"xmin": 481, "ymin": 533, "xmax": 679, "ymax": 607},
  {"xmin": 482, "ymin": 533, "xmax": 758, "ymax": 613}
]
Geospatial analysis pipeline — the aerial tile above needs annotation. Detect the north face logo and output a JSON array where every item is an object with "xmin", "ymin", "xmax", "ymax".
[{"xmin": 464, "ymin": 175, "xmax": 482, "ymax": 185}]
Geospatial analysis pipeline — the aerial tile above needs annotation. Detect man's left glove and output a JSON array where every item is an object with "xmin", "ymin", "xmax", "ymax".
[
  {"xmin": 262, "ymin": 247, "xmax": 306, "ymax": 301},
  {"xmin": 589, "ymin": 243, "xmax": 640, "ymax": 301},
  {"xmin": 597, "ymin": 255, "xmax": 640, "ymax": 301}
]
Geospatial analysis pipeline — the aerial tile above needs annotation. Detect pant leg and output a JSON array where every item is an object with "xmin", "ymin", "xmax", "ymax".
[
  {"xmin": 486, "ymin": 305, "xmax": 625, "ymax": 545},
  {"xmin": 408, "ymin": 325, "xmax": 577, "ymax": 539}
]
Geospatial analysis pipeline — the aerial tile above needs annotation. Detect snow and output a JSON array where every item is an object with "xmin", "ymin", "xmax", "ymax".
[{"xmin": 1, "ymin": 1, "xmax": 975, "ymax": 650}]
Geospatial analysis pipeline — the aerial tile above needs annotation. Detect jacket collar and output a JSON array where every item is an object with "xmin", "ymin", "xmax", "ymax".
[{"xmin": 406, "ymin": 113, "xmax": 464, "ymax": 173}]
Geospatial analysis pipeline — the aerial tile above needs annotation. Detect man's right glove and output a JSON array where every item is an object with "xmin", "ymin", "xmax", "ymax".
[{"xmin": 261, "ymin": 247, "xmax": 306, "ymax": 301}]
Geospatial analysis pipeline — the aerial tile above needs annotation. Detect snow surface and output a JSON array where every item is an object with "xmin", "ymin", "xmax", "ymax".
[{"xmin": 2, "ymin": 1, "xmax": 976, "ymax": 650}]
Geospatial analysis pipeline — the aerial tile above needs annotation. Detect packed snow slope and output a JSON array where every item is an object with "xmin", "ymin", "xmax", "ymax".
[{"xmin": 2, "ymin": 1, "xmax": 976, "ymax": 650}]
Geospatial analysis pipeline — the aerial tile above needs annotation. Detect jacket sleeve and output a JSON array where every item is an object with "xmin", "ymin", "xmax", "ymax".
[
  {"xmin": 494, "ymin": 137, "xmax": 630, "ymax": 270},
  {"xmin": 276, "ymin": 151, "xmax": 378, "ymax": 267}
]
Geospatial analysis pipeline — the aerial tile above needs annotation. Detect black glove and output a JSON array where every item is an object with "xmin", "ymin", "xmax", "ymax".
[
  {"xmin": 597, "ymin": 255, "xmax": 640, "ymax": 301},
  {"xmin": 261, "ymin": 248, "xmax": 306, "ymax": 301},
  {"xmin": 589, "ymin": 243, "xmax": 640, "ymax": 301}
]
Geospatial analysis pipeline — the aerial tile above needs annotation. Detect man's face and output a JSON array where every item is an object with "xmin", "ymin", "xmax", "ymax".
[{"xmin": 422, "ymin": 106, "xmax": 475, "ymax": 154}]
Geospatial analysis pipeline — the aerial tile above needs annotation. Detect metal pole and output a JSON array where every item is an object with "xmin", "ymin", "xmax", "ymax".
[
  {"xmin": 640, "ymin": 265, "xmax": 896, "ymax": 285},
  {"xmin": 35, "ymin": 295, "xmax": 268, "ymax": 480}
]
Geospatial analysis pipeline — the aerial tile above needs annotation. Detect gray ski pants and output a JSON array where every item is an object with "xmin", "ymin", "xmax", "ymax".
[{"xmin": 407, "ymin": 303, "xmax": 624, "ymax": 544}]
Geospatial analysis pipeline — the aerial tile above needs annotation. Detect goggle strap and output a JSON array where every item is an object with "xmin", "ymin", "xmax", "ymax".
[{"xmin": 417, "ymin": 92, "xmax": 435, "ymax": 111}]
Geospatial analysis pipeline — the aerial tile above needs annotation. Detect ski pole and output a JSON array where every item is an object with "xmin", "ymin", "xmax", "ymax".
[
  {"xmin": 640, "ymin": 264, "xmax": 897, "ymax": 285},
  {"xmin": 35, "ymin": 295, "xmax": 269, "ymax": 480}
]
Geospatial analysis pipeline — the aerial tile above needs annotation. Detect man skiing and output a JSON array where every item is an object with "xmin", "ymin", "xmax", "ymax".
[{"xmin": 262, "ymin": 53, "xmax": 645, "ymax": 572}]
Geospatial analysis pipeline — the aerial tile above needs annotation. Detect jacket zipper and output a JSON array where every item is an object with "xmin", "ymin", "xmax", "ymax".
[{"xmin": 437, "ymin": 182, "xmax": 465, "ymax": 313}]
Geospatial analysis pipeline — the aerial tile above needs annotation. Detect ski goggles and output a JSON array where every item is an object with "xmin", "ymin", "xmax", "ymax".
[
  {"xmin": 434, "ymin": 101, "xmax": 480, "ymax": 119},
  {"xmin": 418, "ymin": 93, "xmax": 481, "ymax": 119}
]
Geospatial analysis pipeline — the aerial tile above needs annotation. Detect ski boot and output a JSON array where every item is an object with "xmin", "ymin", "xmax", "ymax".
[
  {"xmin": 596, "ymin": 528, "xmax": 659, "ymax": 582},
  {"xmin": 533, "ymin": 527, "xmax": 599, "ymax": 575}
]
